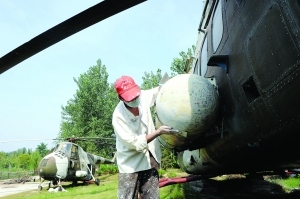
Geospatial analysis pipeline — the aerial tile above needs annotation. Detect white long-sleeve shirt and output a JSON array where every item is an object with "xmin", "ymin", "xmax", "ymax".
[{"xmin": 112, "ymin": 87, "xmax": 161, "ymax": 173}]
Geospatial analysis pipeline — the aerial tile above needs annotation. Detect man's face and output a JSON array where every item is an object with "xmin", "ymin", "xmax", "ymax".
[{"xmin": 120, "ymin": 95, "xmax": 141, "ymax": 108}]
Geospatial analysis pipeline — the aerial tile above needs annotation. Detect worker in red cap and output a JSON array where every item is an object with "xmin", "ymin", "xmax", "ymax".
[{"xmin": 112, "ymin": 75, "xmax": 174, "ymax": 199}]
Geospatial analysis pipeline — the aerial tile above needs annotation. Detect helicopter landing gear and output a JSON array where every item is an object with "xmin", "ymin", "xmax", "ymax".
[
  {"xmin": 38, "ymin": 178, "xmax": 45, "ymax": 191},
  {"xmin": 95, "ymin": 178, "xmax": 100, "ymax": 186},
  {"xmin": 72, "ymin": 180, "xmax": 78, "ymax": 186},
  {"xmin": 52, "ymin": 180, "xmax": 58, "ymax": 186},
  {"xmin": 85, "ymin": 162, "xmax": 100, "ymax": 186}
]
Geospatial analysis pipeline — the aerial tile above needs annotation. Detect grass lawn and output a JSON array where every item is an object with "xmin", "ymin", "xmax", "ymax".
[
  {"xmin": 2, "ymin": 171, "xmax": 300, "ymax": 199},
  {"xmin": 2, "ymin": 174, "xmax": 118, "ymax": 199},
  {"xmin": 2, "ymin": 169, "xmax": 186, "ymax": 199},
  {"xmin": 267, "ymin": 175, "xmax": 300, "ymax": 192}
]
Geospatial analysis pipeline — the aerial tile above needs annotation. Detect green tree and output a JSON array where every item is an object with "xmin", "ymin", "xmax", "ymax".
[
  {"xmin": 36, "ymin": 143, "xmax": 49, "ymax": 157},
  {"xmin": 31, "ymin": 151, "xmax": 42, "ymax": 170},
  {"xmin": 140, "ymin": 69, "xmax": 162, "ymax": 90},
  {"xmin": 140, "ymin": 69, "xmax": 162, "ymax": 121},
  {"xmin": 18, "ymin": 153, "xmax": 32, "ymax": 169},
  {"xmin": 170, "ymin": 45, "xmax": 195, "ymax": 76},
  {"xmin": 6, "ymin": 151, "xmax": 22, "ymax": 169},
  {"xmin": 59, "ymin": 59, "xmax": 118, "ymax": 156},
  {"xmin": 0, "ymin": 152, "xmax": 8, "ymax": 169}
]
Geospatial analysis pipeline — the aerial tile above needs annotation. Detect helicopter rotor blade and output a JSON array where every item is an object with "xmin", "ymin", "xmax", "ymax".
[
  {"xmin": 92, "ymin": 141, "xmax": 115, "ymax": 145},
  {"xmin": 68, "ymin": 137, "xmax": 115, "ymax": 140},
  {"xmin": 0, "ymin": 0, "xmax": 147, "ymax": 74},
  {"xmin": 0, "ymin": 137, "xmax": 116, "ymax": 145},
  {"xmin": 0, "ymin": 138, "xmax": 56, "ymax": 143},
  {"xmin": 63, "ymin": 136, "xmax": 116, "ymax": 141}
]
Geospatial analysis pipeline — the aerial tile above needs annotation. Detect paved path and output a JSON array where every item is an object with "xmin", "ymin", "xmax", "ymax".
[{"xmin": 0, "ymin": 181, "xmax": 45, "ymax": 198}]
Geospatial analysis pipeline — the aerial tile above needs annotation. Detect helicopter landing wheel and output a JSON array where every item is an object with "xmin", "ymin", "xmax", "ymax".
[
  {"xmin": 52, "ymin": 180, "xmax": 58, "ymax": 186},
  {"xmin": 95, "ymin": 178, "xmax": 100, "ymax": 186},
  {"xmin": 72, "ymin": 180, "xmax": 77, "ymax": 186},
  {"xmin": 38, "ymin": 185, "xmax": 42, "ymax": 191}
]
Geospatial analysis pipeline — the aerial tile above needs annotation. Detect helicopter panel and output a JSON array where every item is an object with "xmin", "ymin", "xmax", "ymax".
[
  {"xmin": 157, "ymin": 0, "xmax": 300, "ymax": 176},
  {"xmin": 246, "ymin": 2, "xmax": 299, "ymax": 92}
]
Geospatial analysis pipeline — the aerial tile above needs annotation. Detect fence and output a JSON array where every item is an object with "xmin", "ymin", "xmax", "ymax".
[{"xmin": 0, "ymin": 170, "xmax": 38, "ymax": 181}]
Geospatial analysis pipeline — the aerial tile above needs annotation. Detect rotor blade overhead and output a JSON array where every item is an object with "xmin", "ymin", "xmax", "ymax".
[
  {"xmin": 0, "ymin": 0, "xmax": 146, "ymax": 74},
  {"xmin": 66, "ymin": 137, "xmax": 115, "ymax": 140},
  {"xmin": 0, "ymin": 138, "xmax": 56, "ymax": 143},
  {"xmin": 0, "ymin": 137, "xmax": 115, "ymax": 143}
]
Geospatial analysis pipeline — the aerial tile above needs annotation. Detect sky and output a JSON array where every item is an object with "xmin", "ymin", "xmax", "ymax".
[{"xmin": 0, "ymin": 0, "xmax": 204, "ymax": 152}]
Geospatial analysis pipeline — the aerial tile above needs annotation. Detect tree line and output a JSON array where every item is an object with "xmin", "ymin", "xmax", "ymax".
[{"xmin": 0, "ymin": 143, "xmax": 49, "ymax": 171}]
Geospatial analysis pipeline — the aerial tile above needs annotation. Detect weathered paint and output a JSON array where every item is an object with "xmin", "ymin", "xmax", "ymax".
[{"xmin": 156, "ymin": 74, "xmax": 219, "ymax": 150}]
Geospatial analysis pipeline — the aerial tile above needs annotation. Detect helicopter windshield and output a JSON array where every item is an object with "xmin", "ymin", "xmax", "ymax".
[
  {"xmin": 51, "ymin": 144, "xmax": 59, "ymax": 152},
  {"xmin": 54, "ymin": 142, "xmax": 71, "ymax": 155}
]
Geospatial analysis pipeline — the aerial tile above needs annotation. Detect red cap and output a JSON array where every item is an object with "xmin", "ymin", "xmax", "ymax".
[{"xmin": 114, "ymin": 76, "xmax": 141, "ymax": 102}]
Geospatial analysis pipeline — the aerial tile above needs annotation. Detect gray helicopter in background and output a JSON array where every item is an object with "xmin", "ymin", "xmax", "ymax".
[{"xmin": 37, "ymin": 137, "xmax": 115, "ymax": 190}]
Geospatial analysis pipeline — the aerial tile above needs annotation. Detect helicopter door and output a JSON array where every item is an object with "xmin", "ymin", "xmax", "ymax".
[{"xmin": 70, "ymin": 145, "xmax": 79, "ymax": 169}]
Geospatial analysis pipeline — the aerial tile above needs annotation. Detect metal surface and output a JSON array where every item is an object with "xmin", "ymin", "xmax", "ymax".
[
  {"xmin": 174, "ymin": 0, "xmax": 300, "ymax": 175},
  {"xmin": 156, "ymin": 74, "xmax": 219, "ymax": 151}
]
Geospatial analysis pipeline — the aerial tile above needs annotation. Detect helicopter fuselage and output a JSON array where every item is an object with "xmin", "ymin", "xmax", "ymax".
[
  {"xmin": 37, "ymin": 142, "xmax": 95, "ymax": 182},
  {"xmin": 157, "ymin": 0, "xmax": 300, "ymax": 176}
]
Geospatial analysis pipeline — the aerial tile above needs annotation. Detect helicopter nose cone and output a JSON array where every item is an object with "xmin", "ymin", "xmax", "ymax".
[
  {"xmin": 38, "ymin": 156, "xmax": 57, "ymax": 179},
  {"xmin": 38, "ymin": 152, "xmax": 69, "ymax": 180}
]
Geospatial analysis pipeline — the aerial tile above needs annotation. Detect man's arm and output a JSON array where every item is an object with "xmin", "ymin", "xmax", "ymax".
[{"xmin": 145, "ymin": 125, "xmax": 174, "ymax": 143}]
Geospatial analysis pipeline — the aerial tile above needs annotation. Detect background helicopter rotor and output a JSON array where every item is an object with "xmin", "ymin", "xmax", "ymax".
[
  {"xmin": 0, "ymin": 136, "xmax": 116, "ymax": 147},
  {"xmin": 56, "ymin": 136, "xmax": 115, "ymax": 144},
  {"xmin": 0, "ymin": 138, "xmax": 57, "ymax": 143}
]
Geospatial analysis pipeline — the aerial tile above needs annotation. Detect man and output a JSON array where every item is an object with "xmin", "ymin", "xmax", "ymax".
[{"xmin": 112, "ymin": 75, "xmax": 174, "ymax": 199}]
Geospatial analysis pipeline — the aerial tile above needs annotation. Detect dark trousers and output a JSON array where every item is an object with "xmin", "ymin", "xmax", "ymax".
[{"xmin": 118, "ymin": 156, "xmax": 159, "ymax": 199}]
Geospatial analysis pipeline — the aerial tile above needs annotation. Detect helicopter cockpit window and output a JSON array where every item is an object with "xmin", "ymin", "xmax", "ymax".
[
  {"xmin": 52, "ymin": 144, "xmax": 59, "ymax": 152},
  {"xmin": 212, "ymin": 0, "xmax": 223, "ymax": 53},
  {"xmin": 200, "ymin": 36, "xmax": 208, "ymax": 76},
  {"xmin": 55, "ymin": 143, "xmax": 71, "ymax": 155},
  {"xmin": 54, "ymin": 144, "xmax": 62, "ymax": 152},
  {"xmin": 40, "ymin": 159, "xmax": 48, "ymax": 167},
  {"xmin": 71, "ymin": 145, "xmax": 79, "ymax": 160}
]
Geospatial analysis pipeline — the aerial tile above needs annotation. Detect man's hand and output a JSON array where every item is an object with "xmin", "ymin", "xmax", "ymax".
[
  {"xmin": 158, "ymin": 125, "xmax": 180, "ymax": 135},
  {"xmin": 147, "ymin": 125, "xmax": 180, "ymax": 143}
]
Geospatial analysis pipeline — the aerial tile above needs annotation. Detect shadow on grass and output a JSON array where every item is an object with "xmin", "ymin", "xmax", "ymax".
[
  {"xmin": 183, "ymin": 176, "xmax": 300, "ymax": 199},
  {"xmin": 98, "ymin": 174, "xmax": 116, "ymax": 181}
]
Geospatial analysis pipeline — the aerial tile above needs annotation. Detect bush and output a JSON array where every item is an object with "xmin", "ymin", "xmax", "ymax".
[
  {"xmin": 158, "ymin": 169, "xmax": 166, "ymax": 177},
  {"xmin": 167, "ymin": 171, "xmax": 177, "ymax": 178},
  {"xmin": 97, "ymin": 164, "xmax": 118, "ymax": 176}
]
